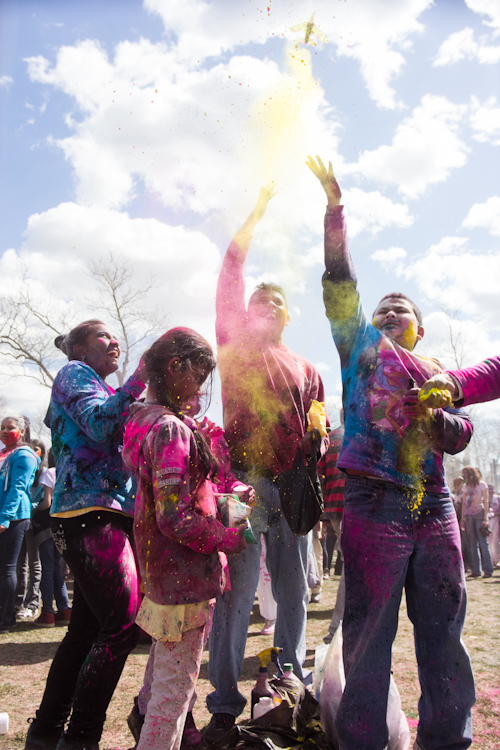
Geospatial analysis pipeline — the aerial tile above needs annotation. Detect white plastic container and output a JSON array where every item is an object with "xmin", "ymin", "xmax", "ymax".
[
  {"xmin": 253, "ymin": 696, "xmax": 275, "ymax": 719},
  {"xmin": 0, "ymin": 713, "xmax": 9, "ymax": 735}
]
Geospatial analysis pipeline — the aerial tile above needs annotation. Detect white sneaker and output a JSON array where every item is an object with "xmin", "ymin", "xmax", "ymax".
[
  {"xmin": 17, "ymin": 607, "xmax": 38, "ymax": 621},
  {"xmin": 260, "ymin": 619, "xmax": 276, "ymax": 635}
]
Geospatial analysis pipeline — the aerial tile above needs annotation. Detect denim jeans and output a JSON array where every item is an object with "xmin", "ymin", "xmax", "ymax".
[
  {"xmin": 207, "ymin": 470, "xmax": 311, "ymax": 717},
  {"xmin": 38, "ymin": 538, "xmax": 70, "ymax": 614},
  {"xmin": 15, "ymin": 527, "xmax": 42, "ymax": 611},
  {"xmin": 336, "ymin": 477, "xmax": 475, "ymax": 750},
  {"xmin": 35, "ymin": 511, "xmax": 141, "ymax": 742},
  {"xmin": 465, "ymin": 513, "xmax": 493, "ymax": 576},
  {"xmin": 0, "ymin": 518, "xmax": 30, "ymax": 630}
]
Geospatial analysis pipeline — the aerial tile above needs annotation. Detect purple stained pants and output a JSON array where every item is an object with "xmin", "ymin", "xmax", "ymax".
[
  {"xmin": 35, "ymin": 511, "xmax": 141, "ymax": 742},
  {"xmin": 336, "ymin": 476, "xmax": 475, "ymax": 750}
]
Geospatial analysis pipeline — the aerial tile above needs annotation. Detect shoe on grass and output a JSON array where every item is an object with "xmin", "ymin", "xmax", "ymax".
[
  {"xmin": 55, "ymin": 609, "xmax": 71, "ymax": 626},
  {"xmin": 127, "ymin": 696, "xmax": 144, "ymax": 744},
  {"xmin": 17, "ymin": 607, "xmax": 38, "ymax": 621},
  {"xmin": 55, "ymin": 734, "xmax": 98, "ymax": 750},
  {"xmin": 310, "ymin": 593, "xmax": 321, "ymax": 604},
  {"xmin": 203, "ymin": 713, "xmax": 235, "ymax": 746},
  {"xmin": 34, "ymin": 612, "xmax": 55, "ymax": 628},
  {"xmin": 24, "ymin": 717, "xmax": 64, "ymax": 750},
  {"xmin": 260, "ymin": 619, "xmax": 276, "ymax": 636}
]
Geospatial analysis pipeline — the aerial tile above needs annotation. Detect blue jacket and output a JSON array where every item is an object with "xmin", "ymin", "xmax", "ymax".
[
  {"xmin": 47, "ymin": 360, "xmax": 145, "ymax": 515},
  {"xmin": 0, "ymin": 446, "xmax": 40, "ymax": 528}
]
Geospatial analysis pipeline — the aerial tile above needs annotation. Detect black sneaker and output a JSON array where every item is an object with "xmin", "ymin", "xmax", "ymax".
[
  {"xmin": 55, "ymin": 736, "xmax": 98, "ymax": 750},
  {"xmin": 127, "ymin": 696, "xmax": 144, "ymax": 745},
  {"xmin": 25, "ymin": 718, "xmax": 64, "ymax": 750},
  {"xmin": 203, "ymin": 713, "xmax": 235, "ymax": 746}
]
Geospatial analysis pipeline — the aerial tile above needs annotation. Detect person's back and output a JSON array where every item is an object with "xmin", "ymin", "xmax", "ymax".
[{"xmin": 308, "ymin": 156, "xmax": 476, "ymax": 750}]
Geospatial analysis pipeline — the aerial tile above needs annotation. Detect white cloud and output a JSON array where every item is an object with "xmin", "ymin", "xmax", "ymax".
[
  {"xmin": 145, "ymin": 0, "xmax": 433, "ymax": 109},
  {"xmin": 347, "ymin": 95, "xmax": 468, "ymax": 198},
  {"xmin": 0, "ymin": 202, "xmax": 222, "ymax": 343},
  {"xmin": 466, "ymin": 0, "xmax": 500, "ymax": 36},
  {"xmin": 469, "ymin": 95, "xmax": 500, "ymax": 145},
  {"xmin": 463, "ymin": 195, "xmax": 500, "ymax": 236},
  {"xmin": 314, "ymin": 361, "xmax": 331, "ymax": 372},
  {"xmin": 398, "ymin": 236, "xmax": 500, "ymax": 322},
  {"xmin": 0, "ymin": 75, "xmax": 13, "ymax": 89},
  {"xmin": 371, "ymin": 246, "xmax": 408, "ymax": 268},
  {"xmin": 343, "ymin": 189, "xmax": 413, "ymax": 236},
  {"xmin": 434, "ymin": 1, "xmax": 500, "ymax": 67}
]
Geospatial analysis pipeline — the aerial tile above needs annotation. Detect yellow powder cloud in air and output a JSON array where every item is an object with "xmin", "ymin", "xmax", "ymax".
[{"xmin": 247, "ymin": 43, "xmax": 321, "ymax": 185}]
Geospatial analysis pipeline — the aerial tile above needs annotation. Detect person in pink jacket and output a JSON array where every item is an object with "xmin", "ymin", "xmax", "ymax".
[
  {"xmin": 420, "ymin": 357, "xmax": 500, "ymax": 407},
  {"xmin": 122, "ymin": 328, "xmax": 248, "ymax": 750}
]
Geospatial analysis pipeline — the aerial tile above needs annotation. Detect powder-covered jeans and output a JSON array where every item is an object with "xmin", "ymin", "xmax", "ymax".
[
  {"xmin": 336, "ymin": 476, "xmax": 475, "ymax": 750},
  {"xmin": 35, "ymin": 511, "xmax": 141, "ymax": 742},
  {"xmin": 38, "ymin": 538, "xmax": 70, "ymax": 614},
  {"xmin": 465, "ymin": 512, "xmax": 493, "ymax": 577},
  {"xmin": 207, "ymin": 470, "xmax": 311, "ymax": 717}
]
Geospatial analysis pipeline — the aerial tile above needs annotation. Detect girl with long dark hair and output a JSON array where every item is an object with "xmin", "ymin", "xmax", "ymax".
[{"xmin": 122, "ymin": 327, "xmax": 248, "ymax": 750}]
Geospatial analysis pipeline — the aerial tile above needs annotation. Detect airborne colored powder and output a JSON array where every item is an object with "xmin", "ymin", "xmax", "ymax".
[{"xmin": 247, "ymin": 43, "xmax": 321, "ymax": 185}]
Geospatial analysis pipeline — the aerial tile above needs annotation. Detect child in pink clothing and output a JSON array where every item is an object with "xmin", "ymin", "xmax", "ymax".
[{"xmin": 122, "ymin": 328, "xmax": 249, "ymax": 750}]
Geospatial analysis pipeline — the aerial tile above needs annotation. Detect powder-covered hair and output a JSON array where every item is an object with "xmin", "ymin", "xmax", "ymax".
[
  {"xmin": 55, "ymin": 320, "xmax": 106, "ymax": 361},
  {"xmin": 462, "ymin": 466, "xmax": 481, "ymax": 488},
  {"xmin": 143, "ymin": 328, "xmax": 219, "ymax": 479},
  {"xmin": 251, "ymin": 281, "xmax": 287, "ymax": 306},
  {"xmin": 374, "ymin": 293, "xmax": 423, "ymax": 327}
]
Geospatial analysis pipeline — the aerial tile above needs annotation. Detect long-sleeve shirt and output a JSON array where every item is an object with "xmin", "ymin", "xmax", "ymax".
[
  {"xmin": 122, "ymin": 403, "xmax": 240, "ymax": 606},
  {"xmin": 448, "ymin": 357, "xmax": 500, "ymax": 407},
  {"xmin": 322, "ymin": 205, "xmax": 472, "ymax": 494},
  {"xmin": 317, "ymin": 426, "xmax": 345, "ymax": 518},
  {"xmin": 48, "ymin": 360, "xmax": 145, "ymax": 515},
  {"xmin": 0, "ymin": 446, "xmax": 39, "ymax": 528},
  {"xmin": 216, "ymin": 245, "xmax": 325, "ymax": 476}
]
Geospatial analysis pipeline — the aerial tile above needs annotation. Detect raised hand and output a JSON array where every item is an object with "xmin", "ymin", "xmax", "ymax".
[
  {"xmin": 253, "ymin": 181, "xmax": 278, "ymax": 222},
  {"xmin": 306, "ymin": 155, "xmax": 342, "ymax": 206}
]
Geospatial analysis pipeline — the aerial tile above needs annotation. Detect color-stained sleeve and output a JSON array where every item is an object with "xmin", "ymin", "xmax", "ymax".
[
  {"xmin": 150, "ymin": 421, "xmax": 240, "ymax": 555},
  {"xmin": 53, "ymin": 363, "xmax": 145, "ymax": 444},
  {"xmin": 321, "ymin": 205, "xmax": 369, "ymax": 364},
  {"xmin": 448, "ymin": 357, "xmax": 500, "ymax": 407},
  {"xmin": 0, "ymin": 451, "xmax": 38, "ymax": 528},
  {"xmin": 215, "ymin": 242, "xmax": 247, "ymax": 347},
  {"xmin": 427, "ymin": 406, "xmax": 473, "ymax": 456}
]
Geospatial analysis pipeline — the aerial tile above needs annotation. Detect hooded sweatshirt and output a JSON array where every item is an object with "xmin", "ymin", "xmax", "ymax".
[
  {"xmin": 122, "ymin": 402, "xmax": 241, "ymax": 606},
  {"xmin": 0, "ymin": 445, "xmax": 40, "ymax": 528}
]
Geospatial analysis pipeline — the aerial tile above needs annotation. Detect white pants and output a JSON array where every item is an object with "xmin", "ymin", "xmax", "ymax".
[
  {"xmin": 256, "ymin": 535, "xmax": 277, "ymax": 621},
  {"xmin": 137, "ymin": 624, "xmax": 207, "ymax": 750}
]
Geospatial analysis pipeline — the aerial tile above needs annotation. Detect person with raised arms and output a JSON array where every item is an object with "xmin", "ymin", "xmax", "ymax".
[
  {"xmin": 204, "ymin": 183, "xmax": 326, "ymax": 745},
  {"xmin": 307, "ymin": 155, "xmax": 476, "ymax": 750}
]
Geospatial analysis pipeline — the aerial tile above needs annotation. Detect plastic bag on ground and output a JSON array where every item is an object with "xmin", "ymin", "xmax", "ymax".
[{"xmin": 319, "ymin": 625, "xmax": 410, "ymax": 750}]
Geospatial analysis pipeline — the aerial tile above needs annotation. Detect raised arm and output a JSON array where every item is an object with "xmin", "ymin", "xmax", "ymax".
[
  {"xmin": 216, "ymin": 183, "xmax": 277, "ymax": 343},
  {"xmin": 307, "ymin": 156, "xmax": 365, "ymax": 363}
]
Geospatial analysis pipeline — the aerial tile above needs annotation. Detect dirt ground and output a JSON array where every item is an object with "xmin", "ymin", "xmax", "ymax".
[{"xmin": 1, "ymin": 567, "xmax": 499, "ymax": 750}]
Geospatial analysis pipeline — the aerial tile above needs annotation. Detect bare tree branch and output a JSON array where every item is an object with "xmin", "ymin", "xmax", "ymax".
[{"xmin": 85, "ymin": 252, "xmax": 168, "ymax": 385}]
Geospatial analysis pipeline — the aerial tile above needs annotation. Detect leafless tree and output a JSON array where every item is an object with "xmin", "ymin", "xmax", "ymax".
[
  {"xmin": 86, "ymin": 253, "xmax": 168, "ymax": 386},
  {"xmin": 0, "ymin": 254, "xmax": 167, "ymax": 391},
  {"xmin": 0, "ymin": 274, "xmax": 73, "ymax": 388},
  {"xmin": 437, "ymin": 306, "xmax": 471, "ymax": 369}
]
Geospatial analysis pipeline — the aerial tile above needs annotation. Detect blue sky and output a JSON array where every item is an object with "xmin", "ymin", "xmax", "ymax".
[{"xmin": 1, "ymin": 0, "xmax": 499, "ymax": 430}]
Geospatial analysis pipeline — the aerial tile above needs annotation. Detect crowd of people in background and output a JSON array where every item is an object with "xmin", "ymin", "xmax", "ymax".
[{"xmin": 1, "ymin": 157, "xmax": 500, "ymax": 750}]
